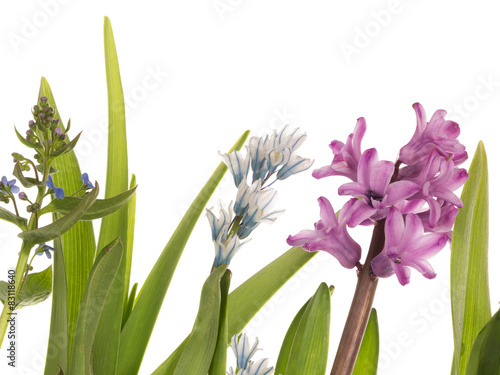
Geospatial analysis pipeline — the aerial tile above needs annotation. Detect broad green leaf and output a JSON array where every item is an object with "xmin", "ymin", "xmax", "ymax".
[
  {"xmin": 227, "ymin": 247, "xmax": 316, "ymax": 339},
  {"xmin": 466, "ymin": 308, "xmax": 500, "ymax": 374},
  {"xmin": 18, "ymin": 183, "xmax": 99, "ymax": 245},
  {"xmin": 0, "ymin": 266, "xmax": 51, "ymax": 309},
  {"xmin": 38, "ymin": 77, "xmax": 97, "ymax": 359},
  {"xmin": 13, "ymin": 161, "xmax": 44, "ymax": 188},
  {"xmin": 118, "ymin": 130, "xmax": 249, "ymax": 375},
  {"xmin": 70, "ymin": 238, "xmax": 124, "ymax": 375},
  {"xmin": 173, "ymin": 265, "xmax": 227, "ymax": 375},
  {"xmin": 0, "ymin": 206, "xmax": 27, "ymax": 231},
  {"xmin": 92, "ymin": 17, "xmax": 130, "ymax": 375},
  {"xmin": 153, "ymin": 246, "xmax": 316, "ymax": 374},
  {"xmin": 39, "ymin": 185, "xmax": 137, "ymax": 220},
  {"xmin": 208, "ymin": 270, "xmax": 231, "ymax": 375},
  {"xmin": 285, "ymin": 282, "xmax": 330, "ymax": 374},
  {"xmin": 353, "ymin": 309, "xmax": 379, "ymax": 375},
  {"xmin": 50, "ymin": 131, "xmax": 82, "ymax": 158},
  {"xmin": 44, "ymin": 237, "xmax": 69, "ymax": 375},
  {"xmin": 451, "ymin": 141, "xmax": 490, "ymax": 374}
]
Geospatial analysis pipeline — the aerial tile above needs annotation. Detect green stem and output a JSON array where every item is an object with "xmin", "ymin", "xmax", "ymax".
[{"xmin": 330, "ymin": 221, "xmax": 385, "ymax": 375}]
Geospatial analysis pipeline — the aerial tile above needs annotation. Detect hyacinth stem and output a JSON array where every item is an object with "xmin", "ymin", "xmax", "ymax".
[{"xmin": 330, "ymin": 220, "xmax": 386, "ymax": 375}]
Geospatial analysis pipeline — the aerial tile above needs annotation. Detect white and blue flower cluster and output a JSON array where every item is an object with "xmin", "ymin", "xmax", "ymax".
[
  {"xmin": 227, "ymin": 333, "xmax": 274, "ymax": 375},
  {"xmin": 208, "ymin": 125, "xmax": 312, "ymax": 268}
]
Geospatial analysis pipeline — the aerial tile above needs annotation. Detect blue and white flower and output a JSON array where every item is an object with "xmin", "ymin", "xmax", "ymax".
[
  {"xmin": 241, "ymin": 359, "xmax": 274, "ymax": 375},
  {"xmin": 221, "ymin": 150, "xmax": 250, "ymax": 187},
  {"xmin": 230, "ymin": 333, "xmax": 260, "ymax": 370},
  {"xmin": 276, "ymin": 153, "xmax": 314, "ymax": 180},
  {"xmin": 207, "ymin": 201, "xmax": 234, "ymax": 241},
  {"xmin": 233, "ymin": 178, "xmax": 261, "ymax": 217}
]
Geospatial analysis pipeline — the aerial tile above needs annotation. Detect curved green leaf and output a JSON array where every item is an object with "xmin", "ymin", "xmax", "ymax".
[
  {"xmin": 50, "ymin": 131, "xmax": 82, "ymax": 158},
  {"xmin": 0, "ymin": 206, "xmax": 27, "ymax": 231},
  {"xmin": 118, "ymin": 130, "xmax": 249, "ymax": 375},
  {"xmin": 0, "ymin": 266, "xmax": 52, "ymax": 309},
  {"xmin": 353, "ymin": 309, "xmax": 379, "ymax": 375},
  {"xmin": 14, "ymin": 125, "xmax": 38, "ymax": 148},
  {"xmin": 285, "ymin": 282, "xmax": 331, "ymax": 374},
  {"xmin": 38, "ymin": 77, "xmax": 98, "ymax": 360},
  {"xmin": 92, "ymin": 17, "xmax": 130, "ymax": 375},
  {"xmin": 39, "ymin": 185, "xmax": 137, "ymax": 220},
  {"xmin": 173, "ymin": 265, "xmax": 227, "ymax": 375},
  {"xmin": 276, "ymin": 286, "xmax": 334, "ymax": 374},
  {"xmin": 13, "ymin": 161, "xmax": 44, "ymax": 188},
  {"xmin": 70, "ymin": 238, "xmax": 124, "ymax": 375},
  {"xmin": 122, "ymin": 282, "xmax": 138, "ymax": 329},
  {"xmin": 466, "ymin": 308, "xmax": 500, "ymax": 374},
  {"xmin": 18, "ymin": 183, "xmax": 99, "ymax": 245},
  {"xmin": 451, "ymin": 141, "xmax": 491, "ymax": 374},
  {"xmin": 208, "ymin": 270, "xmax": 231, "ymax": 375}
]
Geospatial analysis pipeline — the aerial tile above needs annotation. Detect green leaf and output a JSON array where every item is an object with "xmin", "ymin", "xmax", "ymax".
[
  {"xmin": 92, "ymin": 16, "xmax": 130, "ymax": 375},
  {"xmin": 69, "ymin": 238, "xmax": 124, "ymax": 375},
  {"xmin": 173, "ymin": 265, "xmax": 227, "ymax": 375},
  {"xmin": 0, "ymin": 206, "xmax": 27, "ymax": 231},
  {"xmin": 118, "ymin": 130, "xmax": 249, "ymax": 375},
  {"xmin": 227, "ymin": 247, "xmax": 316, "ymax": 339},
  {"xmin": 466, "ymin": 308, "xmax": 500, "ymax": 375},
  {"xmin": 284, "ymin": 282, "xmax": 331, "ymax": 374},
  {"xmin": 38, "ymin": 77, "xmax": 98, "ymax": 359},
  {"xmin": 36, "ymin": 164, "xmax": 58, "ymax": 175},
  {"xmin": 208, "ymin": 270, "xmax": 231, "ymax": 375},
  {"xmin": 0, "ymin": 266, "xmax": 52, "ymax": 309},
  {"xmin": 14, "ymin": 125, "xmax": 38, "ymax": 148},
  {"xmin": 353, "ymin": 309, "xmax": 379, "ymax": 375},
  {"xmin": 50, "ymin": 131, "xmax": 82, "ymax": 158},
  {"xmin": 153, "ymin": 246, "xmax": 316, "ymax": 375},
  {"xmin": 39, "ymin": 185, "xmax": 137, "ymax": 220},
  {"xmin": 123, "ymin": 174, "xmax": 137, "ymax": 323},
  {"xmin": 451, "ymin": 141, "xmax": 491, "ymax": 375},
  {"xmin": 13, "ymin": 161, "xmax": 44, "ymax": 188},
  {"xmin": 44, "ymin": 237, "xmax": 69, "ymax": 375},
  {"xmin": 18, "ymin": 183, "xmax": 99, "ymax": 245}
]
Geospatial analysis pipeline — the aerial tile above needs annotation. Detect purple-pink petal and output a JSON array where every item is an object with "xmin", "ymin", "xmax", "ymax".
[
  {"xmin": 369, "ymin": 160, "xmax": 394, "ymax": 196},
  {"xmin": 385, "ymin": 180, "xmax": 421, "ymax": 205}
]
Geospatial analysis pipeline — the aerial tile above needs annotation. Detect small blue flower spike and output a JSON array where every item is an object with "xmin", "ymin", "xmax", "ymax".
[
  {"xmin": 46, "ymin": 175, "xmax": 65, "ymax": 199},
  {"xmin": 80, "ymin": 173, "xmax": 95, "ymax": 189},
  {"xmin": 36, "ymin": 243, "xmax": 55, "ymax": 259}
]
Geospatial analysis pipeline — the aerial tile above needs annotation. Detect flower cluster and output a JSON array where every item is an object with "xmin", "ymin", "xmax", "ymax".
[
  {"xmin": 208, "ymin": 125, "xmax": 313, "ymax": 268},
  {"xmin": 288, "ymin": 103, "xmax": 468, "ymax": 285},
  {"xmin": 227, "ymin": 333, "xmax": 274, "ymax": 375}
]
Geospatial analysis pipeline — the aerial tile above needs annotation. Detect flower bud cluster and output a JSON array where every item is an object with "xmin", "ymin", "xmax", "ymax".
[{"xmin": 288, "ymin": 103, "xmax": 468, "ymax": 285}]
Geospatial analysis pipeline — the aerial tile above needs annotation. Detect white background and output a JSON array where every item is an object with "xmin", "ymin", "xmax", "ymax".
[{"xmin": 1, "ymin": 1, "xmax": 500, "ymax": 374}]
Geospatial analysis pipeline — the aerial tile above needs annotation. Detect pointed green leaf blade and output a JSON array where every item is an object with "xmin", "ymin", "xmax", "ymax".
[
  {"xmin": 451, "ymin": 141, "xmax": 491, "ymax": 374},
  {"xmin": 173, "ymin": 265, "xmax": 227, "ymax": 375},
  {"xmin": 70, "ymin": 238, "xmax": 124, "ymax": 375},
  {"xmin": 0, "ymin": 266, "xmax": 52, "ymax": 309},
  {"xmin": 285, "ymin": 282, "xmax": 331, "ymax": 375},
  {"xmin": 92, "ymin": 16, "xmax": 130, "ymax": 375},
  {"xmin": 118, "ymin": 130, "xmax": 249, "ymax": 375},
  {"xmin": 208, "ymin": 270, "xmax": 231, "ymax": 375},
  {"xmin": 353, "ymin": 309, "xmax": 379, "ymax": 375},
  {"xmin": 123, "ymin": 174, "xmax": 137, "ymax": 319},
  {"xmin": 39, "ymin": 185, "xmax": 137, "ymax": 220},
  {"xmin": 38, "ymin": 78, "xmax": 97, "ymax": 359},
  {"xmin": 44, "ymin": 238, "xmax": 69, "ymax": 375},
  {"xmin": 13, "ymin": 161, "xmax": 44, "ymax": 188},
  {"xmin": 18, "ymin": 184, "xmax": 99, "ymax": 245}
]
